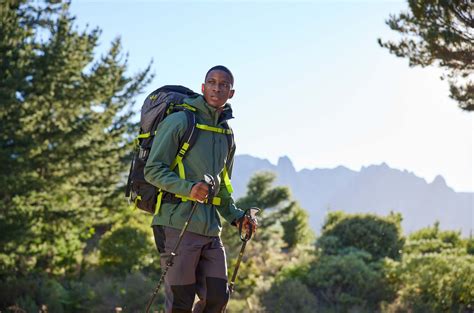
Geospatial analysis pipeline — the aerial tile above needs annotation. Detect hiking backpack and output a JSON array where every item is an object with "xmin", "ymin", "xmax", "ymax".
[{"xmin": 125, "ymin": 85, "xmax": 235, "ymax": 214}]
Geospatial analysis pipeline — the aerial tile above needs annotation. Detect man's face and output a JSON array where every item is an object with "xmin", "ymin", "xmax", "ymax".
[{"xmin": 202, "ymin": 70, "xmax": 235, "ymax": 108}]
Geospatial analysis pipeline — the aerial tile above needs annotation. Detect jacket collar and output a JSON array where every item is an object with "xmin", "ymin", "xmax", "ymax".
[{"xmin": 185, "ymin": 95, "xmax": 234, "ymax": 125}]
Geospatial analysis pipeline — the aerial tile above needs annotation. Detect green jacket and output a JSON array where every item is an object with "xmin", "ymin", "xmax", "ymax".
[{"xmin": 144, "ymin": 95, "xmax": 244, "ymax": 236}]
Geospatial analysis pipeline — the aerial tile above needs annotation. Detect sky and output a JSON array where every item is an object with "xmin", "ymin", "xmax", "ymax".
[{"xmin": 71, "ymin": 0, "xmax": 473, "ymax": 192}]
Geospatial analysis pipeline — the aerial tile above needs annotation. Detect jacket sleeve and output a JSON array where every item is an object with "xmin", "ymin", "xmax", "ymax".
[
  {"xmin": 144, "ymin": 113, "xmax": 195, "ymax": 196},
  {"xmin": 215, "ymin": 143, "xmax": 244, "ymax": 224}
]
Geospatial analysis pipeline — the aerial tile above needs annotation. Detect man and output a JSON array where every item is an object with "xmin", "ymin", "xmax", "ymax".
[{"xmin": 144, "ymin": 65, "xmax": 257, "ymax": 313}]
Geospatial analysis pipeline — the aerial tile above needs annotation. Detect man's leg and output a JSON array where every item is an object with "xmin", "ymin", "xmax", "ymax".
[
  {"xmin": 193, "ymin": 236, "xmax": 229, "ymax": 313},
  {"xmin": 153, "ymin": 226, "xmax": 203, "ymax": 313}
]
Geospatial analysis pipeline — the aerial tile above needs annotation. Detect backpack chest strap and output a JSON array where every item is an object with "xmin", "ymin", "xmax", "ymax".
[{"xmin": 196, "ymin": 123, "xmax": 233, "ymax": 134}]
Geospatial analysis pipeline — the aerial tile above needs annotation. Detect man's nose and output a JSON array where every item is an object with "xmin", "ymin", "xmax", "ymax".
[{"xmin": 212, "ymin": 84, "xmax": 221, "ymax": 92}]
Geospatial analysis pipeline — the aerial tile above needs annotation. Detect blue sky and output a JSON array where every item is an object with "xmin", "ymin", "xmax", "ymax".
[{"xmin": 71, "ymin": 0, "xmax": 473, "ymax": 192}]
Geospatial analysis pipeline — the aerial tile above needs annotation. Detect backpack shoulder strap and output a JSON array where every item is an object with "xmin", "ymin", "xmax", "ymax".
[
  {"xmin": 170, "ymin": 108, "xmax": 197, "ymax": 174},
  {"xmin": 221, "ymin": 121, "xmax": 235, "ymax": 193},
  {"xmin": 221, "ymin": 122, "xmax": 235, "ymax": 164}
]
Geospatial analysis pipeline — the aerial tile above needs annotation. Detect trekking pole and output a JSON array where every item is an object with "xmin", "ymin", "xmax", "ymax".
[
  {"xmin": 228, "ymin": 207, "xmax": 259, "ymax": 294},
  {"xmin": 145, "ymin": 174, "xmax": 215, "ymax": 313}
]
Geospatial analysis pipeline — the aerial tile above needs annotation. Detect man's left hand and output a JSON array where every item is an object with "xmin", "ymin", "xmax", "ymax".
[{"xmin": 235, "ymin": 214, "xmax": 258, "ymax": 238}]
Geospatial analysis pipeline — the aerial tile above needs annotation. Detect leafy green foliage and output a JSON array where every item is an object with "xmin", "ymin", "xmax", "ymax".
[
  {"xmin": 318, "ymin": 211, "xmax": 404, "ymax": 261},
  {"xmin": 305, "ymin": 252, "xmax": 396, "ymax": 312},
  {"xmin": 99, "ymin": 222, "xmax": 159, "ymax": 275},
  {"xmin": 223, "ymin": 172, "xmax": 315, "ymax": 309},
  {"xmin": 378, "ymin": 0, "xmax": 474, "ymax": 111},
  {"xmin": 0, "ymin": 0, "xmax": 152, "ymax": 279},
  {"xmin": 404, "ymin": 222, "xmax": 467, "ymax": 255},
  {"xmin": 386, "ymin": 253, "xmax": 474, "ymax": 313},
  {"xmin": 232, "ymin": 171, "xmax": 314, "ymax": 248},
  {"xmin": 0, "ymin": 272, "xmax": 163, "ymax": 313},
  {"xmin": 281, "ymin": 203, "xmax": 315, "ymax": 249},
  {"xmin": 385, "ymin": 223, "xmax": 474, "ymax": 313},
  {"xmin": 466, "ymin": 237, "xmax": 474, "ymax": 255},
  {"xmin": 262, "ymin": 279, "xmax": 318, "ymax": 313}
]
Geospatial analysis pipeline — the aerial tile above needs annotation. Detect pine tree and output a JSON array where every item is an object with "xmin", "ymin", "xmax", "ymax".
[
  {"xmin": 0, "ymin": 0, "xmax": 152, "ymax": 277},
  {"xmin": 378, "ymin": 0, "xmax": 473, "ymax": 111}
]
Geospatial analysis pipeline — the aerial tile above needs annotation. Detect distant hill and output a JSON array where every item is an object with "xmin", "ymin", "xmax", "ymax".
[{"xmin": 232, "ymin": 155, "xmax": 473, "ymax": 235}]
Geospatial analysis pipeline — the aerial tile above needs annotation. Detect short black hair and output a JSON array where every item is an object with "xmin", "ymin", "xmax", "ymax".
[{"xmin": 205, "ymin": 65, "xmax": 234, "ymax": 86}]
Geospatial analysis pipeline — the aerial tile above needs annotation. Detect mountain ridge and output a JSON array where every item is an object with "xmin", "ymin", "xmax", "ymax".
[{"xmin": 232, "ymin": 154, "xmax": 473, "ymax": 235}]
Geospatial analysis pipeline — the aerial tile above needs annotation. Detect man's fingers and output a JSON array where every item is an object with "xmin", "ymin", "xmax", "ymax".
[{"xmin": 191, "ymin": 182, "xmax": 209, "ymax": 202}]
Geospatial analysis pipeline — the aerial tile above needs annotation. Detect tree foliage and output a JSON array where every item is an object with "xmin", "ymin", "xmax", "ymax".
[
  {"xmin": 378, "ymin": 0, "xmax": 474, "ymax": 111},
  {"xmin": 0, "ymin": 0, "xmax": 152, "ymax": 278},
  {"xmin": 318, "ymin": 211, "xmax": 404, "ymax": 261},
  {"xmin": 305, "ymin": 251, "xmax": 396, "ymax": 312},
  {"xmin": 223, "ymin": 172, "xmax": 315, "ymax": 310},
  {"xmin": 386, "ymin": 253, "xmax": 474, "ymax": 313},
  {"xmin": 98, "ymin": 222, "xmax": 159, "ymax": 275},
  {"xmin": 262, "ymin": 279, "xmax": 318, "ymax": 313},
  {"xmin": 281, "ymin": 203, "xmax": 315, "ymax": 249},
  {"xmin": 404, "ymin": 221, "xmax": 465, "ymax": 254}
]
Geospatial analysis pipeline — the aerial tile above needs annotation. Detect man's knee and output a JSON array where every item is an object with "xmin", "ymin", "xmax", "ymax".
[
  {"xmin": 204, "ymin": 277, "xmax": 229, "ymax": 311},
  {"xmin": 171, "ymin": 284, "xmax": 196, "ymax": 312}
]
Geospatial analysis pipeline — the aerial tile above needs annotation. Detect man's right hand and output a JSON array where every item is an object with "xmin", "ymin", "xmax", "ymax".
[{"xmin": 190, "ymin": 182, "xmax": 209, "ymax": 203}]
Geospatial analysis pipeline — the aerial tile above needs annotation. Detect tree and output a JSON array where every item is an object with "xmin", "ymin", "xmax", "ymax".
[
  {"xmin": 317, "ymin": 211, "xmax": 404, "ymax": 261},
  {"xmin": 302, "ymin": 212, "xmax": 403, "ymax": 311},
  {"xmin": 378, "ymin": 0, "xmax": 473, "ymax": 111},
  {"xmin": 305, "ymin": 251, "xmax": 396, "ymax": 312},
  {"xmin": 0, "ymin": 0, "xmax": 152, "ymax": 278},
  {"xmin": 222, "ymin": 172, "xmax": 315, "ymax": 309},
  {"xmin": 404, "ymin": 221, "xmax": 465, "ymax": 254},
  {"xmin": 262, "ymin": 279, "xmax": 318, "ymax": 313},
  {"xmin": 281, "ymin": 204, "xmax": 315, "ymax": 249},
  {"xmin": 98, "ymin": 223, "xmax": 159, "ymax": 275}
]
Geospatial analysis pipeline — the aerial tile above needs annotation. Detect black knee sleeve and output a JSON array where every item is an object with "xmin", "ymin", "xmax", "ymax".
[
  {"xmin": 171, "ymin": 283, "xmax": 196, "ymax": 312},
  {"xmin": 203, "ymin": 277, "xmax": 229, "ymax": 313}
]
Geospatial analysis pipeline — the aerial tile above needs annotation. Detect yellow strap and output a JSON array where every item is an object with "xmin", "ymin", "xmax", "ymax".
[
  {"xmin": 222, "ymin": 167, "xmax": 234, "ymax": 193},
  {"xmin": 175, "ymin": 103, "xmax": 197, "ymax": 111},
  {"xmin": 137, "ymin": 132, "xmax": 151, "ymax": 139},
  {"xmin": 170, "ymin": 142, "xmax": 190, "ymax": 170},
  {"xmin": 155, "ymin": 191, "xmax": 163, "ymax": 214},
  {"xmin": 196, "ymin": 124, "xmax": 233, "ymax": 135},
  {"xmin": 177, "ymin": 161, "xmax": 186, "ymax": 182},
  {"xmin": 175, "ymin": 194, "xmax": 222, "ymax": 206},
  {"xmin": 129, "ymin": 195, "xmax": 142, "ymax": 210}
]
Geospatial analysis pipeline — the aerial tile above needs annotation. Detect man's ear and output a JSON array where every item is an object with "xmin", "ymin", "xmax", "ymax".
[
  {"xmin": 201, "ymin": 83, "xmax": 205, "ymax": 93},
  {"xmin": 228, "ymin": 89, "xmax": 235, "ymax": 99}
]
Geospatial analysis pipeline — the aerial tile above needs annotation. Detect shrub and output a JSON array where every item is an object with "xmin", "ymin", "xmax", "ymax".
[{"xmin": 262, "ymin": 279, "xmax": 318, "ymax": 313}]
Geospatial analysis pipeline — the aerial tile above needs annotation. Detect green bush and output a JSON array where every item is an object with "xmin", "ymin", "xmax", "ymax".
[
  {"xmin": 305, "ymin": 250, "xmax": 396, "ymax": 312},
  {"xmin": 385, "ymin": 253, "xmax": 474, "ymax": 313},
  {"xmin": 87, "ymin": 272, "xmax": 162, "ymax": 313},
  {"xmin": 318, "ymin": 211, "xmax": 404, "ymax": 261},
  {"xmin": 406, "ymin": 222, "xmax": 464, "ymax": 254},
  {"xmin": 99, "ymin": 224, "xmax": 158, "ymax": 274},
  {"xmin": 262, "ymin": 279, "xmax": 318, "ymax": 313}
]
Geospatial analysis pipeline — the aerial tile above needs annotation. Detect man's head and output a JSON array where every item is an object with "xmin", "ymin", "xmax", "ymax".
[{"xmin": 202, "ymin": 65, "xmax": 235, "ymax": 109}]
